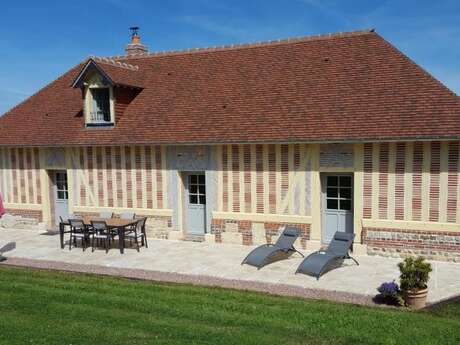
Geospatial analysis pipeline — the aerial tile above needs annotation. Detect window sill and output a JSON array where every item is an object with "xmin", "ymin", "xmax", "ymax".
[{"xmin": 85, "ymin": 122, "xmax": 115, "ymax": 128}]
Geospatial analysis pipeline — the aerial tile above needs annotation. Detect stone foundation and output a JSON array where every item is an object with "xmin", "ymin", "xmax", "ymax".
[
  {"xmin": 0, "ymin": 212, "xmax": 42, "ymax": 230},
  {"xmin": 211, "ymin": 218, "xmax": 310, "ymax": 248},
  {"xmin": 362, "ymin": 227, "xmax": 460, "ymax": 262},
  {"xmin": 144, "ymin": 216, "xmax": 173, "ymax": 239}
]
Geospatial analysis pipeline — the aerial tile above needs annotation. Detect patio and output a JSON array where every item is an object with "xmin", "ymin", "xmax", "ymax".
[{"xmin": 1, "ymin": 227, "xmax": 460, "ymax": 305}]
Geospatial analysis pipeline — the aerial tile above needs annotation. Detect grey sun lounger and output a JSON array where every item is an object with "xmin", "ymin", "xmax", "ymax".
[
  {"xmin": 241, "ymin": 226, "xmax": 304, "ymax": 269},
  {"xmin": 295, "ymin": 231, "xmax": 358, "ymax": 280}
]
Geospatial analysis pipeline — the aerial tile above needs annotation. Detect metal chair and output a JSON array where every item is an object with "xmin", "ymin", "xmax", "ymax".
[
  {"xmin": 241, "ymin": 226, "xmax": 304, "ymax": 269},
  {"xmin": 124, "ymin": 217, "xmax": 148, "ymax": 252},
  {"xmin": 68, "ymin": 219, "xmax": 89, "ymax": 251},
  {"xmin": 295, "ymin": 232, "xmax": 358, "ymax": 280},
  {"xmin": 90, "ymin": 220, "xmax": 112, "ymax": 253}
]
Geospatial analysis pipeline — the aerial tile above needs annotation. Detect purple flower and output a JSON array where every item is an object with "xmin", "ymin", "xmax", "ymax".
[{"xmin": 377, "ymin": 281, "xmax": 400, "ymax": 297}]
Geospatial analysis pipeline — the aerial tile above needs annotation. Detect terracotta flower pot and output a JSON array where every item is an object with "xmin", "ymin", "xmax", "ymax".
[{"xmin": 405, "ymin": 288, "xmax": 428, "ymax": 309}]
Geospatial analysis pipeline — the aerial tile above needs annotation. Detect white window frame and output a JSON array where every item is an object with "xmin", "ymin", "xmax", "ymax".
[{"xmin": 84, "ymin": 76, "xmax": 115, "ymax": 126}]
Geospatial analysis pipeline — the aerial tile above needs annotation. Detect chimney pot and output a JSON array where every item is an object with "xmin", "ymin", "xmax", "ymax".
[{"xmin": 125, "ymin": 26, "xmax": 148, "ymax": 56}]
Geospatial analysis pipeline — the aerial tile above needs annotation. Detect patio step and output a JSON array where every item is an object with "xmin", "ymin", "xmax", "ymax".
[{"xmin": 184, "ymin": 234, "xmax": 205, "ymax": 242}]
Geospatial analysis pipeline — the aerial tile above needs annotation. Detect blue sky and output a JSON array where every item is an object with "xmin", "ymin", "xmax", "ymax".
[{"xmin": 0, "ymin": 0, "xmax": 459, "ymax": 115}]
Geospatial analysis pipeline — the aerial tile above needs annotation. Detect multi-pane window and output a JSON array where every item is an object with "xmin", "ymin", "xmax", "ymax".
[
  {"xmin": 56, "ymin": 172, "xmax": 68, "ymax": 200},
  {"xmin": 90, "ymin": 88, "xmax": 111, "ymax": 123},
  {"xmin": 188, "ymin": 174, "xmax": 206, "ymax": 205},
  {"xmin": 326, "ymin": 175, "xmax": 352, "ymax": 211}
]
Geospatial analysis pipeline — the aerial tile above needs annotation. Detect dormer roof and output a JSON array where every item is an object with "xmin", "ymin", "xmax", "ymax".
[{"xmin": 71, "ymin": 58, "xmax": 144, "ymax": 89}]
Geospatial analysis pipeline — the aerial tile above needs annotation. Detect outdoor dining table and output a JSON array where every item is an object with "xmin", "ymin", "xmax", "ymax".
[{"xmin": 59, "ymin": 216, "xmax": 137, "ymax": 254}]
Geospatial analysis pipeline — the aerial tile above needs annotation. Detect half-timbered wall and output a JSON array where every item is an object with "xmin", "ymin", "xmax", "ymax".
[
  {"xmin": 0, "ymin": 141, "xmax": 459, "ymax": 259},
  {"xmin": 0, "ymin": 147, "xmax": 43, "ymax": 220},
  {"xmin": 361, "ymin": 141, "xmax": 460, "ymax": 261},
  {"xmin": 362, "ymin": 141, "xmax": 460, "ymax": 224},
  {"xmin": 69, "ymin": 146, "xmax": 168, "ymax": 211},
  {"xmin": 217, "ymin": 144, "xmax": 312, "ymax": 216}
]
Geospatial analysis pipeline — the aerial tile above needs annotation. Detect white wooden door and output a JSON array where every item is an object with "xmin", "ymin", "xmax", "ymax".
[
  {"xmin": 185, "ymin": 173, "xmax": 206, "ymax": 235},
  {"xmin": 322, "ymin": 174, "xmax": 353, "ymax": 244},
  {"xmin": 54, "ymin": 171, "xmax": 69, "ymax": 225}
]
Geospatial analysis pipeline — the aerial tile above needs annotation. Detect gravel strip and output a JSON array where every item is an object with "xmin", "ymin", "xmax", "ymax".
[{"xmin": 1, "ymin": 256, "xmax": 377, "ymax": 307}]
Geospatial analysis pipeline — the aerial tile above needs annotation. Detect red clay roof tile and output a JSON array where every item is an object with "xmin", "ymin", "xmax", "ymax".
[{"xmin": 0, "ymin": 30, "xmax": 459, "ymax": 146}]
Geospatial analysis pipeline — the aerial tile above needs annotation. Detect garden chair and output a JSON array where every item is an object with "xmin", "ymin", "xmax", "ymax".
[
  {"xmin": 68, "ymin": 219, "xmax": 90, "ymax": 251},
  {"xmin": 241, "ymin": 226, "xmax": 304, "ymax": 269},
  {"xmin": 124, "ymin": 217, "xmax": 148, "ymax": 252},
  {"xmin": 90, "ymin": 220, "xmax": 112, "ymax": 253},
  {"xmin": 295, "ymin": 231, "xmax": 359, "ymax": 280}
]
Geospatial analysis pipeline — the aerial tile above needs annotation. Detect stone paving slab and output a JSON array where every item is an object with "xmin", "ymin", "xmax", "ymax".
[{"xmin": 1, "ymin": 228, "xmax": 460, "ymax": 305}]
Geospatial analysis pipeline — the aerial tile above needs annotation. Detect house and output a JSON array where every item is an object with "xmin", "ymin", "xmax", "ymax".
[{"xmin": 0, "ymin": 29, "xmax": 459, "ymax": 261}]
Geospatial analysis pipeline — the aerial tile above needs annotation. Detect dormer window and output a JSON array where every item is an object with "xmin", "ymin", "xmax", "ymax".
[
  {"xmin": 72, "ymin": 58, "xmax": 143, "ymax": 128},
  {"xmin": 89, "ymin": 87, "xmax": 112, "ymax": 124},
  {"xmin": 84, "ymin": 83, "xmax": 115, "ymax": 127}
]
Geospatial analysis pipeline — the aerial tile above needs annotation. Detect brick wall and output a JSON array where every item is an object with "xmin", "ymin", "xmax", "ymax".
[
  {"xmin": 211, "ymin": 218, "xmax": 310, "ymax": 248},
  {"xmin": 5, "ymin": 209, "xmax": 43, "ymax": 222},
  {"xmin": 362, "ymin": 227, "xmax": 460, "ymax": 262}
]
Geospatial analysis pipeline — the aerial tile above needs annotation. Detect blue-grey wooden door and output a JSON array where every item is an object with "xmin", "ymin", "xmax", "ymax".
[
  {"xmin": 54, "ymin": 171, "xmax": 69, "ymax": 225},
  {"xmin": 185, "ymin": 173, "xmax": 206, "ymax": 235},
  {"xmin": 321, "ymin": 174, "xmax": 353, "ymax": 244}
]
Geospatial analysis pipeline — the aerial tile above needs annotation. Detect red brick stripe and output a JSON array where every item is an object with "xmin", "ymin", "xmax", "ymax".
[
  {"xmin": 18, "ymin": 148, "xmax": 26, "ymax": 204},
  {"xmin": 232, "ymin": 145, "xmax": 240, "ymax": 212},
  {"xmin": 378, "ymin": 143, "xmax": 388, "ymax": 219},
  {"xmin": 256, "ymin": 144, "xmax": 264, "ymax": 213},
  {"xmin": 87, "ymin": 147, "xmax": 95, "ymax": 206},
  {"xmin": 429, "ymin": 142, "xmax": 440, "ymax": 222},
  {"xmin": 447, "ymin": 142, "xmax": 459, "ymax": 223},
  {"xmin": 26, "ymin": 149, "xmax": 33, "ymax": 202},
  {"xmin": 155, "ymin": 146, "xmax": 163, "ymax": 209},
  {"xmin": 222, "ymin": 147, "xmax": 228, "ymax": 212},
  {"xmin": 125, "ymin": 146, "xmax": 132, "ymax": 208},
  {"xmin": 268, "ymin": 144, "xmax": 276, "ymax": 214},
  {"xmin": 394, "ymin": 143, "xmax": 405, "ymax": 220},
  {"xmin": 135, "ymin": 146, "xmax": 142, "ymax": 207},
  {"xmin": 145, "ymin": 146, "xmax": 153, "ymax": 209},
  {"xmin": 412, "ymin": 142, "xmax": 423, "ymax": 221},
  {"xmin": 243, "ymin": 145, "xmax": 251, "ymax": 213},
  {"xmin": 363, "ymin": 143, "xmax": 372, "ymax": 218},
  {"xmin": 79, "ymin": 148, "xmax": 86, "ymax": 205},
  {"xmin": 106, "ymin": 147, "xmax": 114, "ymax": 207},
  {"xmin": 96, "ymin": 147, "xmax": 103, "ymax": 206},
  {"xmin": 34, "ymin": 148, "xmax": 41, "ymax": 204},
  {"xmin": 115, "ymin": 147, "xmax": 122, "ymax": 207},
  {"xmin": 281, "ymin": 145, "xmax": 289, "ymax": 214}
]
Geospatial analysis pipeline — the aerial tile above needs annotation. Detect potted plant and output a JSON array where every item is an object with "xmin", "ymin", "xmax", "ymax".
[{"xmin": 398, "ymin": 256, "xmax": 432, "ymax": 309}]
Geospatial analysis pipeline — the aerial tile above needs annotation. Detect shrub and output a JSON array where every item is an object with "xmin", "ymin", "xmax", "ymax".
[{"xmin": 398, "ymin": 256, "xmax": 432, "ymax": 292}]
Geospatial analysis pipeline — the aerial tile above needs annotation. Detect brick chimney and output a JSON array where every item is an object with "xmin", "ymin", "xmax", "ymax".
[{"xmin": 125, "ymin": 27, "xmax": 148, "ymax": 56}]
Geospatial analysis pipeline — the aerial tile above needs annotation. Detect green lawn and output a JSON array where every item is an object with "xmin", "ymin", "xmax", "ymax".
[{"xmin": 0, "ymin": 267, "xmax": 458, "ymax": 345}]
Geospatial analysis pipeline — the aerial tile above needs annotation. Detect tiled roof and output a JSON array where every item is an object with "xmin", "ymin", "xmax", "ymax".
[{"xmin": 0, "ymin": 30, "xmax": 459, "ymax": 147}]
